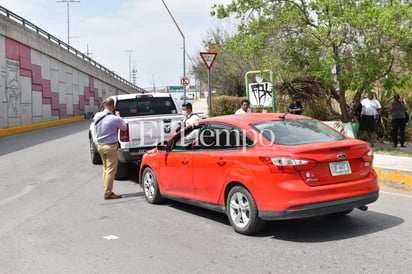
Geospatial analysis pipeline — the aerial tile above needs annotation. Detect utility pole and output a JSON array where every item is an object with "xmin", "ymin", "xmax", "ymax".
[
  {"xmin": 131, "ymin": 65, "xmax": 137, "ymax": 85},
  {"xmin": 86, "ymin": 44, "xmax": 93, "ymax": 58},
  {"xmin": 125, "ymin": 50, "xmax": 133, "ymax": 82},
  {"xmin": 57, "ymin": 0, "xmax": 80, "ymax": 46},
  {"xmin": 161, "ymin": 0, "xmax": 186, "ymax": 102}
]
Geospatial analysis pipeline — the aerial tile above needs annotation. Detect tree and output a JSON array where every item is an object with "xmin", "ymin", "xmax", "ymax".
[{"xmin": 205, "ymin": 0, "xmax": 412, "ymax": 122}]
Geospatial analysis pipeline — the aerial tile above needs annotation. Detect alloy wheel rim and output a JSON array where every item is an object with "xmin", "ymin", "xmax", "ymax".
[
  {"xmin": 143, "ymin": 172, "xmax": 154, "ymax": 199},
  {"xmin": 229, "ymin": 192, "xmax": 250, "ymax": 228}
]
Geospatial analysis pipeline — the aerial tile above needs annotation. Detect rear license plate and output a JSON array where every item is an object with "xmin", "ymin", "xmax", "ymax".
[{"xmin": 329, "ymin": 161, "xmax": 351, "ymax": 176}]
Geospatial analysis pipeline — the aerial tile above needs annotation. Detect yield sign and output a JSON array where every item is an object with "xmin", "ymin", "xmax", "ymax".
[{"xmin": 200, "ymin": 52, "xmax": 217, "ymax": 70}]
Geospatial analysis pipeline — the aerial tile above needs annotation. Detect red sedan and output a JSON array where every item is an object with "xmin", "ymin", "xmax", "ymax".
[{"xmin": 139, "ymin": 113, "xmax": 379, "ymax": 235}]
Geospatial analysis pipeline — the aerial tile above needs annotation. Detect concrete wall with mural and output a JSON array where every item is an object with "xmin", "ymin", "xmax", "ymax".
[{"xmin": 0, "ymin": 8, "xmax": 143, "ymax": 129}]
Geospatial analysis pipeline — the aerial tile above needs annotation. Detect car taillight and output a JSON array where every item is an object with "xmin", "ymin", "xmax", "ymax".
[
  {"xmin": 135, "ymin": 94, "xmax": 153, "ymax": 98},
  {"xmin": 362, "ymin": 149, "xmax": 373, "ymax": 166},
  {"xmin": 119, "ymin": 124, "xmax": 129, "ymax": 142},
  {"xmin": 259, "ymin": 157, "xmax": 317, "ymax": 173}
]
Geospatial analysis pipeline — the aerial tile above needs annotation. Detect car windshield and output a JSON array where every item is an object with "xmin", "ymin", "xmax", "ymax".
[
  {"xmin": 115, "ymin": 97, "xmax": 178, "ymax": 117},
  {"xmin": 252, "ymin": 119, "xmax": 346, "ymax": 145}
]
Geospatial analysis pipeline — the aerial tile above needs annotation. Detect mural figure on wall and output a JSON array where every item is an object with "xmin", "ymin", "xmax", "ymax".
[{"xmin": 6, "ymin": 59, "xmax": 21, "ymax": 117}]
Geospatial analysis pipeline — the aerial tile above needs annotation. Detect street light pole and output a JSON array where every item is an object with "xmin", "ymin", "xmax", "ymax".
[
  {"xmin": 57, "ymin": 0, "xmax": 80, "ymax": 46},
  {"xmin": 161, "ymin": 0, "xmax": 186, "ymax": 102},
  {"xmin": 125, "ymin": 50, "xmax": 133, "ymax": 82}
]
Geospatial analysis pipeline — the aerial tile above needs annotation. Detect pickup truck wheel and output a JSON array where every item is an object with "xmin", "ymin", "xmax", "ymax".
[
  {"xmin": 142, "ymin": 167, "xmax": 163, "ymax": 204},
  {"xmin": 226, "ymin": 186, "xmax": 265, "ymax": 235},
  {"xmin": 90, "ymin": 139, "xmax": 102, "ymax": 164},
  {"xmin": 115, "ymin": 162, "xmax": 130, "ymax": 180}
]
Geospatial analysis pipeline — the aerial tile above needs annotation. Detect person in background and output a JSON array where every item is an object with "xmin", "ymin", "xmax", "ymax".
[
  {"xmin": 288, "ymin": 95, "xmax": 304, "ymax": 115},
  {"xmin": 182, "ymin": 102, "xmax": 201, "ymax": 127},
  {"xmin": 391, "ymin": 94, "xmax": 408, "ymax": 148},
  {"xmin": 93, "ymin": 97, "xmax": 127, "ymax": 200},
  {"xmin": 358, "ymin": 91, "xmax": 382, "ymax": 147},
  {"xmin": 235, "ymin": 99, "xmax": 251, "ymax": 114}
]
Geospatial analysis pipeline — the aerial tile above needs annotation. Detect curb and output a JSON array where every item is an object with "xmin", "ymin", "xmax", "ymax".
[
  {"xmin": 0, "ymin": 116, "xmax": 85, "ymax": 137},
  {"xmin": 374, "ymin": 167, "xmax": 412, "ymax": 191}
]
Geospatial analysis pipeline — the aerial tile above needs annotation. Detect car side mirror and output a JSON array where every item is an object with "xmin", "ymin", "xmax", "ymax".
[{"xmin": 156, "ymin": 141, "xmax": 168, "ymax": 151}]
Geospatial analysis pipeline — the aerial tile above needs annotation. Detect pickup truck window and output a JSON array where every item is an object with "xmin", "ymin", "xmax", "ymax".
[{"xmin": 115, "ymin": 98, "xmax": 178, "ymax": 117}]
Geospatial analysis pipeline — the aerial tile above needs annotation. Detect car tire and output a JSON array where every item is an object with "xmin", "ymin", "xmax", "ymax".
[
  {"xmin": 142, "ymin": 167, "xmax": 163, "ymax": 204},
  {"xmin": 115, "ymin": 161, "xmax": 130, "ymax": 180},
  {"xmin": 90, "ymin": 138, "xmax": 102, "ymax": 165},
  {"xmin": 226, "ymin": 186, "xmax": 265, "ymax": 235}
]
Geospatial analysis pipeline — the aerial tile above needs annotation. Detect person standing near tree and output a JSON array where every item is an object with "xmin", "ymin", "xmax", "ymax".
[
  {"xmin": 391, "ymin": 94, "xmax": 408, "ymax": 148},
  {"xmin": 288, "ymin": 95, "xmax": 304, "ymax": 115},
  {"xmin": 94, "ymin": 97, "xmax": 127, "ymax": 200},
  {"xmin": 358, "ymin": 91, "xmax": 382, "ymax": 147},
  {"xmin": 235, "ymin": 99, "xmax": 251, "ymax": 114}
]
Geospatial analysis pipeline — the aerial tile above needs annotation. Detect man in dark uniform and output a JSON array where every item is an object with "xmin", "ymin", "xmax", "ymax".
[{"xmin": 288, "ymin": 95, "xmax": 304, "ymax": 115}]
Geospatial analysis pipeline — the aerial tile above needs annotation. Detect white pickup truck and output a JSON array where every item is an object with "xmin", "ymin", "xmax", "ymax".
[{"xmin": 89, "ymin": 93, "xmax": 184, "ymax": 179}]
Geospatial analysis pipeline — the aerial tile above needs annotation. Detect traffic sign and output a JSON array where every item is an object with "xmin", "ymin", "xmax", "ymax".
[
  {"xmin": 200, "ymin": 52, "xmax": 217, "ymax": 70},
  {"xmin": 180, "ymin": 76, "xmax": 190, "ymax": 87},
  {"xmin": 169, "ymin": 85, "xmax": 196, "ymax": 90}
]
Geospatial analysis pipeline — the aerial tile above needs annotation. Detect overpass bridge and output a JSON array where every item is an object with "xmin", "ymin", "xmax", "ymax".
[{"xmin": 0, "ymin": 5, "xmax": 146, "ymax": 135}]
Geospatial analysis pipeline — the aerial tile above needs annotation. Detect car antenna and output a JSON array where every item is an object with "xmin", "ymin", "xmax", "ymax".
[{"xmin": 279, "ymin": 113, "xmax": 288, "ymax": 119}]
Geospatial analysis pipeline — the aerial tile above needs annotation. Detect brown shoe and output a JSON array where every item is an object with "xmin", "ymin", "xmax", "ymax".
[{"xmin": 104, "ymin": 193, "xmax": 122, "ymax": 200}]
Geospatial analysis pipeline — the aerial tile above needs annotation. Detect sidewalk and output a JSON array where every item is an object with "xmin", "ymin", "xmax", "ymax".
[
  {"xmin": 373, "ymin": 153, "xmax": 412, "ymax": 191},
  {"xmin": 192, "ymin": 98, "xmax": 412, "ymax": 191}
]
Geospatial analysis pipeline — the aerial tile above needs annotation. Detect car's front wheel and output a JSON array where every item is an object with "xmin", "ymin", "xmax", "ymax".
[
  {"xmin": 142, "ymin": 167, "xmax": 163, "ymax": 204},
  {"xmin": 226, "ymin": 186, "xmax": 265, "ymax": 235}
]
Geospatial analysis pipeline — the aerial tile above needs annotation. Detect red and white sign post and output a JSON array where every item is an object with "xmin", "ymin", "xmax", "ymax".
[
  {"xmin": 200, "ymin": 52, "xmax": 217, "ymax": 115},
  {"xmin": 180, "ymin": 76, "xmax": 190, "ymax": 87}
]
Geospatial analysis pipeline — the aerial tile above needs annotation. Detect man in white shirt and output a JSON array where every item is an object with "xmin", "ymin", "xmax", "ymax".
[
  {"xmin": 182, "ymin": 102, "xmax": 201, "ymax": 127},
  {"xmin": 235, "ymin": 99, "xmax": 251, "ymax": 114},
  {"xmin": 358, "ymin": 91, "xmax": 382, "ymax": 147}
]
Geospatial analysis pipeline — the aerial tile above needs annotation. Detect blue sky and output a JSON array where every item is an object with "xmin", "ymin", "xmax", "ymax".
[{"xmin": 1, "ymin": 0, "xmax": 234, "ymax": 89}]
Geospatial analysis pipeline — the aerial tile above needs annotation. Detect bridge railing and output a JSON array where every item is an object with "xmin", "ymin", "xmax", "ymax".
[{"xmin": 0, "ymin": 5, "xmax": 146, "ymax": 93}]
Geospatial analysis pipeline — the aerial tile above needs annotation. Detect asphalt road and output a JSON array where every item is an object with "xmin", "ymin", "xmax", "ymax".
[{"xmin": 0, "ymin": 120, "xmax": 411, "ymax": 274}]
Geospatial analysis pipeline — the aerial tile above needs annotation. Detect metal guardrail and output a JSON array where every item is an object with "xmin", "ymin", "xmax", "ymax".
[{"xmin": 0, "ymin": 5, "xmax": 146, "ymax": 93}]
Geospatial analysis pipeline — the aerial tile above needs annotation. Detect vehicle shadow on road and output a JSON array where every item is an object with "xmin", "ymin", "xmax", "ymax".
[
  {"xmin": 167, "ymin": 201, "xmax": 230, "ymax": 225},
  {"xmin": 161, "ymin": 203, "xmax": 404, "ymax": 241},
  {"xmin": 260, "ymin": 210, "xmax": 404, "ymax": 242}
]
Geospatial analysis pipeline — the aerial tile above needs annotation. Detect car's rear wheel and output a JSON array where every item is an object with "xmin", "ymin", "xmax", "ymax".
[
  {"xmin": 226, "ymin": 186, "xmax": 265, "ymax": 235},
  {"xmin": 142, "ymin": 167, "xmax": 163, "ymax": 204},
  {"xmin": 90, "ymin": 138, "xmax": 102, "ymax": 164}
]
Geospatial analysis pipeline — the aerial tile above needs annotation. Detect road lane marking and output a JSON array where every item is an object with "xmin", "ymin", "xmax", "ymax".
[{"xmin": 103, "ymin": 235, "xmax": 119, "ymax": 240}]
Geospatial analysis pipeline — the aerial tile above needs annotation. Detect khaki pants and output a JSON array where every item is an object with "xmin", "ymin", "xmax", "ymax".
[{"xmin": 97, "ymin": 143, "xmax": 119, "ymax": 196}]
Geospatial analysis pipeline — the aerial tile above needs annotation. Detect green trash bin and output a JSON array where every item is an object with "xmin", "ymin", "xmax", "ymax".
[{"xmin": 351, "ymin": 121, "xmax": 359, "ymax": 139}]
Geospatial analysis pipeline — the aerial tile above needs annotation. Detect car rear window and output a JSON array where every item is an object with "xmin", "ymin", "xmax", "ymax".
[
  {"xmin": 115, "ymin": 97, "xmax": 178, "ymax": 117},
  {"xmin": 252, "ymin": 119, "xmax": 346, "ymax": 145}
]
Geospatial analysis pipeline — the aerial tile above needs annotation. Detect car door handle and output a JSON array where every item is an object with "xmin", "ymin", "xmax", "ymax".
[
  {"xmin": 181, "ymin": 159, "xmax": 190, "ymax": 165},
  {"xmin": 217, "ymin": 160, "xmax": 226, "ymax": 166}
]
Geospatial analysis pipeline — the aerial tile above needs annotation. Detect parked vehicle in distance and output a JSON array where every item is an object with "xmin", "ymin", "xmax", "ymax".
[
  {"xmin": 89, "ymin": 93, "xmax": 183, "ymax": 179},
  {"xmin": 139, "ymin": 113, "xmax": 379, "ymax": 235}
]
